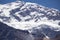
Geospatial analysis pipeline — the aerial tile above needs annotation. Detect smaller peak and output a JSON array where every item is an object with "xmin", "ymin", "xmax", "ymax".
[{"xmin": 15, "ymin": 0, "xmax": 24, "ymax": 3}]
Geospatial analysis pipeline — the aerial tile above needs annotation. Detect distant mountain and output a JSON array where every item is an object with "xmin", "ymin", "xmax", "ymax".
[{"xmin": 0, "ymin": 0, "xmax": 60, "ymax": 40}]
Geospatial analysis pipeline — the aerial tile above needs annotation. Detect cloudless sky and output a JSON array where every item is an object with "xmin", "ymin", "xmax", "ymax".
[{"xmin": 0, "ymin": 0, "xmax": 60, "ymax": 11}]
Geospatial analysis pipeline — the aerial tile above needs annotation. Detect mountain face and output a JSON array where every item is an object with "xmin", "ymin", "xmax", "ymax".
[
  {"xmin": 0, "ymin": 0, "xmax": 60, "ymax": 40},
  {"xmin": 0, "ymin": 22, "xmax": 60, "ymax": 40}
]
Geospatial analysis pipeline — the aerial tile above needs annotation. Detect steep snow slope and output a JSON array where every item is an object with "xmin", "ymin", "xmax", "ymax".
[{"xmin": 0, "ymin": 1, "xmax": 60, "ymax": 31}]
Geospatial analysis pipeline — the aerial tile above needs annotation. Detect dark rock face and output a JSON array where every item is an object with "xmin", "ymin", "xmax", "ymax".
[
  {"xmin": 0, "ymin": 22, "xmax": 15, "ymax": 40},
  {"xmin": 54, "ymin": 34, "xmax": 60, "ymax": 40},
  {"xmin": 0, "ymin": 22, "xmax": 33, "ymax": 40}
]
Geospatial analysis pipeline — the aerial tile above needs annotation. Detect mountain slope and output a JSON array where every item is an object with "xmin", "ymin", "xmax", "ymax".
[{"xmin": 0, "ymin": 22, "xmax": 33, "ymax": 40}]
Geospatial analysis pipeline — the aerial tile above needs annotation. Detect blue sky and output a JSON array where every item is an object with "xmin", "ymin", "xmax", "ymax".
[{"xmin": 0, "ymin": 0, "xmax": 60, "ymax": 10}]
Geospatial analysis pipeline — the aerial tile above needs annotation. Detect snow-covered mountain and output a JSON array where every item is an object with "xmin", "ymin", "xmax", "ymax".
[
  {"xmin": 0, "ymin": 1, "xmax": 60, "ymax": 40},
  {"xmin": 0, "ymin": 1, "xmax": 60, "ymax": 30}
]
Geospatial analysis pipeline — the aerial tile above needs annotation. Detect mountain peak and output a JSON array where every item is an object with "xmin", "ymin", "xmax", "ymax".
[{"xmin": 0, "ymin": 1, "xmax": 60, "ymax": 30}]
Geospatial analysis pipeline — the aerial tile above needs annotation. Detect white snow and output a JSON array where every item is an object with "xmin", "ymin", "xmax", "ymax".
[{"xmin": 0, "ymin": 1, "xmax": 60, "ymax": 31}]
